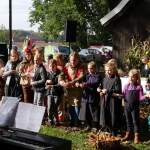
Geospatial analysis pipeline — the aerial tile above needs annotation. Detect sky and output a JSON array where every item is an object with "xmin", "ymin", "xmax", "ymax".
[{"xmin": 0, "ymin": 0, "xmax": 38, "ymax": 32}]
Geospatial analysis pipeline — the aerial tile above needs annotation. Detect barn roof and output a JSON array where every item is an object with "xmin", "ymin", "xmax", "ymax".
[{"xmin": 100, "ymin": 0, "xmax": 134, "ymax": 26}]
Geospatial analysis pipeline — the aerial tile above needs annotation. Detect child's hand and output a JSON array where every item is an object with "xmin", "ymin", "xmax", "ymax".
[
  {"xmin": 97, "ymin": 87, "xmax": 101, "ymax": 92},
  {"xmin": 145, "ymin": 93, "xmax": 150, "ymax": 99},
  {"xmin": 80, "ymin": 82, "xmax": 86, "ymax": 88},
  {"xmin": 74, "ymin": 99, "xmax": 79, "ymax": 106},
  {"xmin": 75, "ymin": 82, "xmax": 80, "ymax": 87},
  {"xmin": 31, "ymin": 81, "xmax": 35, "ymax": 86},
  {"xmin": 59, "ymin": 80, "xmax": 66, "ymax": 86},
  {"xmin": 46, "ymin": 80, "xmax": 52, "ymax": 85},
  {"xmin": 112, "ymin": 93, "xmax": 123, "ymax": 99},
  {"xmin": 64, "ymin": 82, "xmax": 72, "ymax": 88},
  {"xmin": 45, "ymin": 85, "xmax": 53, "ymax": 89},
  {"xmin": 100, "ymin": 92, "xmax": 104, "ymax": 96},
  {"xmin": 102, "ymin": 89, "xmax": 107, "ymax": 94}
]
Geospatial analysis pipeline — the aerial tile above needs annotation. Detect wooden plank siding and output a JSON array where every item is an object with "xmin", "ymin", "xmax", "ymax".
[{"xmin": 101, "ymin": 0, "xmax": 150, "ymax": 60}]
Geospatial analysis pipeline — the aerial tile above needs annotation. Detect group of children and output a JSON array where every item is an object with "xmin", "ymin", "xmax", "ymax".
[{"xmin": 0, "ymin": 46, "xmax": 150, "ymax": 144}]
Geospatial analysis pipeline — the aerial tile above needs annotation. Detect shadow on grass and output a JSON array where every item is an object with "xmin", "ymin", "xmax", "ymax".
[
  {"xmin": 119, "ymin": 145, "xmax": 137, "ymax": 150},
  {"xmin": 140, "ymin": 118, "xmax": 150, "ymax": 142},
  {"xmin": 96, "ymin": 144, "xmax": 137, "ymax": 150}
]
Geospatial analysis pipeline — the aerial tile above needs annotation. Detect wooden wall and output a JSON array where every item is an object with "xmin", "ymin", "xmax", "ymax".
[{"xmin": 106, "ymin": 0, "xmax": 150, "ymax": 59}]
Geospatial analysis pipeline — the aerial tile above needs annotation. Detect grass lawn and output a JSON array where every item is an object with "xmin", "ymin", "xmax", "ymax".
[{"xmin": 40, "ymin": 125, "xmax": 150, "ymax": 150}]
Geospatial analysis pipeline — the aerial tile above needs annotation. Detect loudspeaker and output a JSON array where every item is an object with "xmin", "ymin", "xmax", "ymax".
[
  {"xmin": 0, "ymin": 43, "xmax": 8, "ymax": 64},
  {"xmin": 65, "ymin": 20, "xmax": 77, "ymax": 42}
]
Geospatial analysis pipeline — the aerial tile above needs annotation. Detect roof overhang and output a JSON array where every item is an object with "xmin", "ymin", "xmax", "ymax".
[{"xmin": 100, "ymin": 0, "xmax": 134, "ymax": 26}]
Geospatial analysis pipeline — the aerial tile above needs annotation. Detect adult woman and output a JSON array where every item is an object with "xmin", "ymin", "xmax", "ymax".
[
  {"xmin": 59, "ymin": 52, "xmax": 85, "ymax": 127},
  {"xmin": 3, "ymin": 48, "xmax": 21, "ymax": 97}
]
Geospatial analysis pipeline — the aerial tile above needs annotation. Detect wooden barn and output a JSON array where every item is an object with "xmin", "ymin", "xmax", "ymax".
[{"xmin": 100, "ymin": 0, "xmax": 150, "ymax": 59}]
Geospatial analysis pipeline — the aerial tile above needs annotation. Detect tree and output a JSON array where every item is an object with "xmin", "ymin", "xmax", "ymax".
[
  {"xmin": 74, "ymin": 0, "xmax": 112, "ymax": 45},
  {"xmin": 0, "ymin": 25, "xmax": 9, "ymax": 43},
  {"xmin": 29, "ymin": 0, "xmax": 112, "ymax": 46},
  {"xmin": 30, "ymin": 0, "xmax": 81, "ymax": 39}
]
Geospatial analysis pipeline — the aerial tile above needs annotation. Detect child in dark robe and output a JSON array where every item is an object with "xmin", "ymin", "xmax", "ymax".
[
  {"xmin": 79, "ymin": 61, "xmax": 102, "ymax": 132},
  {"xmin": 97, "ymin": 62, "xmax": 122, "ymax": 136}
]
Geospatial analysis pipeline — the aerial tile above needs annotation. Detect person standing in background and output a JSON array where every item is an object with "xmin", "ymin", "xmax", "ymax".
[
  {"xmin": 19, "ymin": 48, "xmax": 34, "ymax": 103},
  {"xmin": 0, "ymin": 59, "xmax": 5, "ymax": 100},
  {"xmin": 140, "ymin": 56, "xmax": 150, "ymax": 77},
  {"xmin": 3, "ymin": 48, "xmax": 22, "ymax": 98}
]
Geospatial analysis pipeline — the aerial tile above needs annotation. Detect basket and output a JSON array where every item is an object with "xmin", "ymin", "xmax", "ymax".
[
  {"xmin": 95, "ymin": 128, "xmax": 121, "ymax": 150},
  {"xmin": 96, "ymin": 139, "xmax": 120, "ymax": 150}
]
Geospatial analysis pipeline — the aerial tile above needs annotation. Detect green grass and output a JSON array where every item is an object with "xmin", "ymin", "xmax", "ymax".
[
  {"xmin": 40, "ymin": 126, "xmax": 95, "ymax": 150},
  {"xmin": 39, "ymin": 125, "xmax": 150, "ymax": 150}
]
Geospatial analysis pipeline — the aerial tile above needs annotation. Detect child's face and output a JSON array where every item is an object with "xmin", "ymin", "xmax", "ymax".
[
  {"xmin": 88, "ymin": 64, "xmax": 96, "ymax": 74},
  {"xmin": 10, "ymin": 51, "xmax": 19, "ymax": 62},
  {"xmin": 49, "ymin": 63, "xmax": 57, "ymax": 72},
  {"xmin": 70, "ymin": 56, "xmax": 78, "ymax": 67},
  {"xmin": 129, "ymin": 74, "xmax": 138, "ymax": 83},
  {"xmin": 25, "ymin": 53, "xmax": 32, "ymax": 61},
  {"xmin": 105, "ymin": 66, "xmax": 114, "ymax": 77},
  {"xmin": 141, "ymin": 58, "xmax": 148, "ymax": 64},
  {"xmin": 34, "ymin": 56, "xmax": 42, "ymax": 66}
]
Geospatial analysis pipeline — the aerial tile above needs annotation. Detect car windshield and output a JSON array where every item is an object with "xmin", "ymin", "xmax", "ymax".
[{"xmin": 58, "ymin": 46, "xmax": 70, "ymax": 54}]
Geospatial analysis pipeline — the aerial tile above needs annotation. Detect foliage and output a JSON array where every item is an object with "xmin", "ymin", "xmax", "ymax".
[
  {"xmin": 13, "ymin": 30, "xmax": 43, "ymax": 42},
  {"xmin": 0, "ymin": 24, "xmax": 43, "ymax": 44},
  {"xmin": 0, "ymin": 25, "xmax": 9, "ymax": 43},
  {"xmin": 29, "ymin": 0, "xmax": 111, "ymax": 46},
  {"xmin": 74, "ymin": 0, "xmax": 111, "ymax": 45},
  {"xmin": 123, "ymin": 38, "xmax": 150, "ymax": 70},
  {"xmin": 30, "ymin": 0, "xmax": 82, "ymax": 40},
  {"xmin": 40, "ymin": 126, "xmax": 95, "ymax": 150}
]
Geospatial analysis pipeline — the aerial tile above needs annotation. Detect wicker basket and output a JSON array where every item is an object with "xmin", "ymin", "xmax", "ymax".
[
  {"xmin": 95, "ymin": 129, "xmax": 120, "ymax": 150},
  {"xmin": 95, "ymin": 139, "xmax": 120, "ymax": 150}
]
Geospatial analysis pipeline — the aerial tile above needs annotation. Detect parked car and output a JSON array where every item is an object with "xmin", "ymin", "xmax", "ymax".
[
  {"xmin": 87, "ymin": 48, "xmax": 103, "ymax": 62},
  {"xmin": 44, "ymin": 45, "xmax": 70, "ymax": 62},
  {"xmin": 89, "ymin": 46, "xmax": 113, "ymax": 59},
  {"xmin": 79, "ymin": 49, "xmax": 94, "ymax": 62}
]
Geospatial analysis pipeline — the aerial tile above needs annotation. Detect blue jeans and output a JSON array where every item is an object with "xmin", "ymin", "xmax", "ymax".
[
  {"xmin": 47, "ymin": 95, "xmax": 59, "ymax": 122},
  {"xmin": 124, "ymin": 106, "xmax": 140, "ymax": 132},
  {"xmin": 33, "ymin": 91, "xmax": 45, "ymax": 106},
  {"xmin": 69, "ymin": 106, "xmax": 80, "ymax": 127}
]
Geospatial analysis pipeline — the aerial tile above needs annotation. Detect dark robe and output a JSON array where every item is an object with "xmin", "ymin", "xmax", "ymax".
[
  {"xmin": 79, "ymin": 72, "xmax": 102, "ymax": 124},
  {"xmin": 99, "ymin": 75, "xmax": 122, "ymax": 130}
]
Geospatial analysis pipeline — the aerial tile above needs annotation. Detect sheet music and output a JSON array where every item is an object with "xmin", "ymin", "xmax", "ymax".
[
  {"xmin": 14, "ymin": 102, "xmax": 45, "ymax": 133},
  {"xmin": 0, "ymin": 96, "xmax": 20, "ymax": 127}
]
